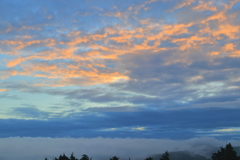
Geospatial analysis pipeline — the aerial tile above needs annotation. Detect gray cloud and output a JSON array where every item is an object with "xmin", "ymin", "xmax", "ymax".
[
  {"xmin": 0, "ymin": 93, "xmax": 21, "ymax": 100},
  {"xmin": 85, "ymin": 106, "xmax": 139, "ymax": 112},
  {"xmin": 1, "ymin": 107, "xmax": 240, "ymax": 139},
  {"xmin": 0, "ymin": 137, "xmax": 239, "ymax": 160},
  {"xmin": 13, "ymin": 105, "xmax": 50, "ymax": 119}
]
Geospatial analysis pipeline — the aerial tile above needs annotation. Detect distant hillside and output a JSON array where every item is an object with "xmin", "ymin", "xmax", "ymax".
[
  {"xmin": 150, "ymin": 146, "xmax": 240, "ymax": 160},
  {"xmin": 153, "ymin": 151, "xmax": 208, "ymax": 160},
  {"xmin": 234, "ymin": 146, "xmax": 240, "ymax": 156},
  {"xmin": 99, "ymin": 145, "xmax": 240, "ymax": 160},
  {"xmin": 200, "ymin": 146, "xmax": 240, "ymax": 158}
]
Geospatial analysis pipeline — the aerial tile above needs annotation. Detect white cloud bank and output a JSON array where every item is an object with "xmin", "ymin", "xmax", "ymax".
[{"xmin": 0, "ymin": 137, "xmax": 240, "ymax": 160}]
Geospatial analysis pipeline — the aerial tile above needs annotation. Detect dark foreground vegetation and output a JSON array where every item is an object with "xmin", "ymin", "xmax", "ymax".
[{"xmin": 44, "ymin": 143, "xmax": 239, "ymax": 160}]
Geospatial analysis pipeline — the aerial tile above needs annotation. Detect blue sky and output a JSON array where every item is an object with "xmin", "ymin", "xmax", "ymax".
[{"xmin": 1, "ymin": 0, "xmax": 240, "ymax": 143}]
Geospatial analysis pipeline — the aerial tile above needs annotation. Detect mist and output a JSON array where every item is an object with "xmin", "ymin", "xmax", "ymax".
[{"xmin": 1, "ymin": 137, "xmax": 240, "ymax": 160}]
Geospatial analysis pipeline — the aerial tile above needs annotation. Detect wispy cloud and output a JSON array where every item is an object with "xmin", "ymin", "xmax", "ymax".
[
  {"xmin": 213, "ymin": 128, "xmax": 240, "ymax": 133},
  {"xmin": 132, "ymin": 127, "xmax": 146, "ymax": 130},
  {"xmin": 0, "ymin": 89, "xmax": 7, "ymax": 92}
]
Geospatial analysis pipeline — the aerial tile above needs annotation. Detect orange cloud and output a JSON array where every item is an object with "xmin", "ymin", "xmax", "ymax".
[
  {"xmin": 171, "ymin": 35, "xmax": 213, "ymax": 50},
  {"xmin": 0, "ymin": 26, "xmax": 13, "ymax": 34},
  {"xmin": 145, "ymin": 23, "xmax": 192, "ymax": 42},
  {"xmin": 7, "ymin": 57, "xmax": 32, "ymax": 67},
  {"xmin": 90, "ymin": 33, "xmax": 108, "ymax": 41},
  {"xmin": 5, "ymin": 38, "xmax": 130, "ymax": 84},
  {"xmin": 202, "ymin": 11, "xmax": 227, "ymax": 23},
  {"xmin": 139, "ymin": 19, "xmax": 151, "ymax": 25},
  {"xmin": 108, "ymin": 34, "xmax": 133, "ymax": 43},
  {"xmin": 231, "ymin": 50, "xmax": 240, "ymax": 57},
  {"xmin": 145, "ymin": 0, "xmax": 158, "ymax": 4},
  {"xmin": 192, "ymin": 1, "xmax": 217, "ymax": 11},
  {"xmin": 2, "ymin": 1, "xmax": 238, "ymax": 87},
  {"xmin": 105, "ymin": 27, "xmax": 118, "ymax": 35},
  {"xmin": 66, "ymin": 37, "xmax": 89, "ymax": 46},
  {"xmin": 222, "ymin": 43, "xmax": 235, "ymax": 51},
  {"xmin": 6, "ymin": 46, "xmax": 80, "ymax": 68},
  {"xmin": 115, "ymin": 12, "xmax": 122, "ymax": 18},
  {"xmin": 102, "ymin": 11, "xmax": 124, "ymax": 18},
  {"xmin": 0, "ymin": 70, "xmax": 17, "ymax": 79},
  {"xmin": 212, "ymin": 24, "xmax": 239, "ymax": 39},
  {"xmin": 21, "ymin": 26, "xmax": 42, "ymax": 30},
  {"xmin": 57, "ymin": 73, "xmax": 129, "ymax": 86},
  {"xmin": 187, "ymin": 76, "xmax": 203, "ymax": 82},
  {"xmin": 47, "ymin": 15, "xmax": 52, "ymax": 19},
  {"xmin": 223, "ymin": 0, "xmax": 240, "ymax": 10},
  {"xmin": 99, "ymin": 54, "xmax": 119, "ymax": 60},
  {"xmin": 126, "ymin": 0, "xmax": 158, "ymax": 15},
  {"xmin": 2, "ymin": 38, "xmax": 56, "ymax": 50},
  {"xmin": 21, "ymin": 62, "xmax": 129, "ymax": 86},
  {"xmin": 209, "ymin": 51, "xmax": 220, "ymax": 56},
  {"xmin": 0, "ymin": 89, "xmax": 7, "ymax": 92},
  {"xmin": 16, "ymin": 35, "xmax": 32, "ymax": 39},
  {"xmin": 15, "ymin": 40, "xmax": 42, "ymax": 49},
  {"xmin": 0, "ymin": 25, "xmax": 42, "ymax": 34},
  {"xmin": 66, "ymin": 31, "xmax": 81, "ymax": 37},
  {"xmin": 27, "ymin": 63, "xmax": 58, "ymax": 73},
  {"xmin": 173, "ymin": 0, "xmax": 195, "ymax": 10},
  {"xmin": 163, "ymin": 23, "xmax": 192, "ymax": 35}
]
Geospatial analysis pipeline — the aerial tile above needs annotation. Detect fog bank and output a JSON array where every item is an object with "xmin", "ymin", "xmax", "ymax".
[{"xmin": 1, "ymin": 137, "xmax": 240, "ymax": 160}]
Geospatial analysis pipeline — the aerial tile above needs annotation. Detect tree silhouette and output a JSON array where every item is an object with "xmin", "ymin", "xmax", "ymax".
[
  {"xmin": 110, "ymin": 156, "xmax": 119, "ymax": 160},
  {"xmin": 145, "ymin": 156, "xmax": 153, "ymax": 160},
  {"xmin": 70, "ymin": 152, "xmax": 78, "ymax": 160},
  {"xmin": 160, "ymin": 151, "xmax": 170, "ymax": 160},
  {"xmin": 211, "ymin": 143, "xmax": 237, "ymax": 160},
  {"xmin": 80, "ymin": 154, "xmax": 91, "ymax": 160},
  {"xmin": 59, "ymin": 153, "xmax": 70, "ymax": 160}
]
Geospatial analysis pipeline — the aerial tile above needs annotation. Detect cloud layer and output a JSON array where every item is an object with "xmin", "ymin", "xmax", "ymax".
[
  {"xmin": 0, "ymin": 137, "xmax": 239, "ymax": 160},
  {"xmin": 0, "ymin": 0, "xmax": 240, "ymax": 140}
]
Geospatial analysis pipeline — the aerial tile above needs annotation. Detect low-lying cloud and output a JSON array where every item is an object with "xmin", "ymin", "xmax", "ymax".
[{"xmin": 0, "ymin": 137, "xmax": 239, "ymax": 160}]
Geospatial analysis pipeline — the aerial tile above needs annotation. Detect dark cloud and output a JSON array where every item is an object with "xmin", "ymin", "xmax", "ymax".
[
  {"xmin": 190, "ymin": 57, "xmax": 240, "ymax": 70},
  {"xmin": 85, "ymin": 106, "xmax": 139, "ymax": 112},
  {"xmin": 0, "ymin": 93, "xmax": 21, "ymax": 100},
  {"xmin": 1, "ymin": 108, "xmax": 240, "ymax": 139},
  {"xmin": 13, "ymin": 105, "xmax": 50, "ymax": 119}
]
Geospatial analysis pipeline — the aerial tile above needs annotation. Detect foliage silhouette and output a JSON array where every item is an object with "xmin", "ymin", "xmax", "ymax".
[
  {"xmin": 70, "ymin": 153, "xmax": 78, "ymax": 160},
  {"xmin": 80, "ymin": 154, "xmax": 91, "ymax": 160},
  {"xmin": 59, "ymin": 153, "xmax": 70, "ymax": 160},
  {"xmin": 211, "ymin": 143, "xmax": 238, "ymax": 160},
  {"xmin": 160, "ymin": 151, "xmax": 170, "ymax": 160},
  {"xmin": 145, "ymin": 156, "xmax": 153, "ymax": 160},
  {"xmin": 110, "ymin": 156, "xmax": 119, "ymax": 160},
  {"xmin": 52, "ymin": 153, "xmax": 80, "ymax": 160}
]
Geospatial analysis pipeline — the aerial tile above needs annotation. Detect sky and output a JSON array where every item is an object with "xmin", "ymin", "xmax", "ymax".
[{"xmin": 1, "ymin": 0, "xmax": 240, "ymax": 159}]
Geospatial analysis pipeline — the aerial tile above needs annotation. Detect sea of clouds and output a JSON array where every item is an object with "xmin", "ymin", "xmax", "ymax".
[{"xmin": 0, "ymin": 137, "xmax": 240, "ymax": 160}]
